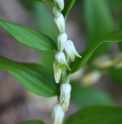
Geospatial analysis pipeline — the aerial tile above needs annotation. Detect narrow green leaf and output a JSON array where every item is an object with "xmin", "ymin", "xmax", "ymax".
[
  {"xmin": 66, "ymin": 106, "xmax": 122, "ymax": 124},
  {"xmin": 0, "ymin": 19, "xmax": 56, "ymax": 51},
  {"xmin": 39, "ymin": 0, "xmax": 53, "ymax": 1},
  {"xmin": 84, "ymin": 0, "xmax": 114, "ymax": 44},
  {"xmin": 34, "ymin": 2, "xmax": 57, "ymax": 41},
  {"xmin": 71, "ymin": 82, "xmax": 115, "ymax": 106},
  {"xmin": 69, "ymin": 30, "xmax": 122, "ymax": 73},
  {"xmin": 32, "ymin": 2, "xmax": 56, "ymax": 73},
  {"xmin": 22, "ymin": 1, "xmax": 56, "ymax": 73},
  {"xmin": 118, "ymin": 13, "xmax": 122, "ymax": 51},
  {"xmin": 18, "ymin": 120, "xmax": 44, "ymax": 124},
  {"xmin": 62, "ymin": 0, "xmax": 76, "ymax": 19},
  {"xmin": 84, "ymin": 0, "xmax": 114, "ymax": 60},
  {"xmin": 109, "ymin": 67, "xmax": 122, "ymax": 85},
  {"xmin": 0, "ymin": 56, "xmax": 59, "ymax": 97},
  {"xmin": 119, "ymin": 42, "xmax": 122, "ymax": 51},
  {"xmin": 37, "ymin": 0, "xmax": 54, "ymax": 7}
]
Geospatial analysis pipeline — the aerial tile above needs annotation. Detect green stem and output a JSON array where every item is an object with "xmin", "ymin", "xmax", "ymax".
[
  {"xmin": 61, "ymin": 69, "xmax": 69, "ymax": 83},
  {"xmin": 62, "ymin": 0, "xmax": 76, "ymax": 19}
]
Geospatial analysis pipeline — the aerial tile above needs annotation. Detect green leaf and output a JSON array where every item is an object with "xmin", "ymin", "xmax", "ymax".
[
  {"xmin": 18, "ymin": 120, "xmax": 44, "ymax": 124},
  {"xmin": 32, "ymin": 2, "xmax": 56, "ymax": 73},
  {"xmin": 119, "ymin": 42, "xmax": 122, "ymax": 51},
  {"xmin": 84, "ymin": 0, "xmax": 114, "ymax": 60},
  {"xmin": 39, "ymin": 0, "xmax": 53, "ymax": 1},
  {"xmin": 0, "ymin": 19, "xmax": 56, "ymax": 51},
  {"xmin": 34, "ymin": 2, "xmax": 57, "ymax": 41},
  {"xmin": 62, "ymin": 0, "xmax": 76, "ymax": 19},
  {"xmin": 37, "ymin": 0, "xmax": 54, "ymax": 7},
  {"xmin": 118, "ymin": 13, "xmax": 122, "ymax": 51},
  {"xmin": 66, "ymin": 106, "xmax": 122, "ymax": 124},
  {"xmin": 69, "ymin": 30, "xmax": 122, "ymax": 73},
  {"xmin": 22, "ymin": 1, "xmax": 56, "ymax": 73},
  {"xmin": 84, "ymin": 0, "xmax": 114, "ymax": 44},
  {"xmin": 71, "ymin": 82, "xmax": 115, "ymax": 106},
  {"xmin": 0, "ymin": 56, "xmax": 59, "ymax": 97},
  {"xmin": 108, "ymin": 67, "xmax": 122, "ymax": 85}
]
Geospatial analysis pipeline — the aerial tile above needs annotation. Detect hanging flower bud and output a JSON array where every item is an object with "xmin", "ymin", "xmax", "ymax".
[
  {"xmin": 53, "ymin": 51, "xmax": 71, "ymax": 83},
  {"xmin": 54, "ymin": 0, "xmax": 64, "ymax": 11},
  {"xmin": 55, "ymin": 51, "xmax": 70, "ymax": 70},
  {"xmin": 52, "ymin": 104, "xmax": 65, "ymax": 124},
  {"xmin": 58, "ymin": 33, "xmax": 67, "ymax": 51},
  {"xmin": 54, "ymin": 13, "xmax": 65, "ymax": 33},
  {"xmin": 93, "ymin": 55, "xmax": 114, "ymax": 69},
  {"xmin": 65, "ymin": 40, "xmax": 81, "ymax": 61},
  {"xmin": 81, "ymin": 70, "xmax": 101, "ymax": 86},
  {"xmin": 52, "ymin": 6, "xmax": 61, "ymax": 18},
  {"xmin": 60, "ymin": 83, "xmax": 71, "ymax": 111}
]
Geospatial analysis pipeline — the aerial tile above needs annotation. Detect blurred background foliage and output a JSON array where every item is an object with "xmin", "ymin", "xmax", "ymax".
[
  {"xmin": 20, "ymin": 0, "xmax": 122, "ymax": 106},
  {"xmin": 1, "ymin": 0, "xmax": 122, "ymax": 123}
]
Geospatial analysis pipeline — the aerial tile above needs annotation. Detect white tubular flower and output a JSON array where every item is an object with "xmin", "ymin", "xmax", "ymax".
[
  {"xmin": 60, "ymin": 83, "xmax": 71, "ymax": 111},
  {"xmin": 53, "ymin": 61, "xmax": 62, "ymax": 83},
  {"xmin": 52, "ymin": 104, "xmax": 65, "ymax": 124},
  {"xmin": 53, "ymin": 52, "xmax": 71, "ymax": 83},
  {"xmin": 54, "ymin": 0, "xmax": 64, "ymax": 11},
  {"xmin": 52, "ymin": 7, "xmax": 61, "ymax": 18},
  {"xmin": 54, "ymin": 13, "xmax": 65, "ymax": 33},
  {"xmin": 65, "ymin": 40, "xmax": 81, "ymax": 61},
  {"xmin": 58, "ymin": 33, "xmax": 67, "ymax": 51}
]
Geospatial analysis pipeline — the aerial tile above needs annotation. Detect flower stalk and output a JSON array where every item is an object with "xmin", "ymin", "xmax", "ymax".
[{"xmin": 51, "ymin": 0, "xmax": 81, "ymax": 124}]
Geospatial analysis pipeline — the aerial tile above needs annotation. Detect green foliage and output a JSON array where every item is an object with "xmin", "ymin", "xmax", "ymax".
[
  {"xmin": 0, "ymin": 56, "xmax": 59, "ymax": 97},
  {"xmin": 118, "ymin": 13, "xmax": 122, "ymax": 52},
  {"xmin": 62, "ymin": 0, "xmax": 76, "ymax": 19},
  {"xmin": 109, "ymin": 67, "xmax": 122, "ymax": 85},
  {"xmin": 84, "ymin": 0, "xmax": 114, "ymax": 61},
  {"xmin": 33, "ymin": 2, "xmax": 56, "ymax": 73},
  {"xmin": 70, "ymin": 30, "xmax": 122, "ymax": 73},
  {"xmin": 0, "ymin": 20, "xmax": 56, "ymax": 51},
  {"xmin": 84, "ymin": 0, "xmax": 114, "ymax": 44},
  {"xmin": 119, "ymin": 42, "xmax": 122, "ymax": 51},
  {"xmin": 18, "ymin": 120, "xmax": 44, "ymax": 124},
  {"xmin": 37, "ymin": 0, "xmax": 54, "ymax": 7},
  {"xmin": 24, "ymin": 1, "xmax": 56, "ymax": 73},
  {"xmin": 71, "ymin": 82, "xmax": 115, "ymax": 106},
  {"xmin": 33, "ymin": 2, "xmax": 56, "ymax": 40},
  {"xmin": 66, "ymin": 106, "xmax": 122, "ymax": 124}
]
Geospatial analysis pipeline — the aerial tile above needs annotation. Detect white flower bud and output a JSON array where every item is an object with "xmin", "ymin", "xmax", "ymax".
[
  {"xmin": 60, "ymin": 83, "xmax": 71, "ymax": 111},
  {"xmin": 52, "ymin": 104, "xmax": 65, "ymax": 124},
  {"xmin": 54, "ymin": 52, "xmax": 70, "ymax": 83},
  {"xmin": 93, "ymin": 55, "xmax": 114, "ymax": 69},
  {"xmin": 58, "ymin": 33, "xmax": 67, "ymax": 51},
  {"xmin": 65, "ymin": 40, "xmax": 81, "ymax": 61},
  {"xmin": 54, "ymin": 13, "xmax": 65, "ymax": 33},
  {"xmin": 52, "ymin": 7, "xmax": 61, "ymax": 18},
  {"xmin": 54, "ymin": 0, "xmax": 64, "ymax": 10},
  {"xmin": 82, "ymin": 70, "xmax": 101, "ymax": 86},
  {"xmin": 55, "ymin": 51, "xmax": 67, "ymax": 64}
]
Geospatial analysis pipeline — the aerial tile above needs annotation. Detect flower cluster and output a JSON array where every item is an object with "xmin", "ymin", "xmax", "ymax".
[
  {"xmin": 52, "ymin": 0, "xmax": 81, "ymax": 84},
  {"xmin": 51, "ymin": 0, "xmax": 81, "ymax": 124}
]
